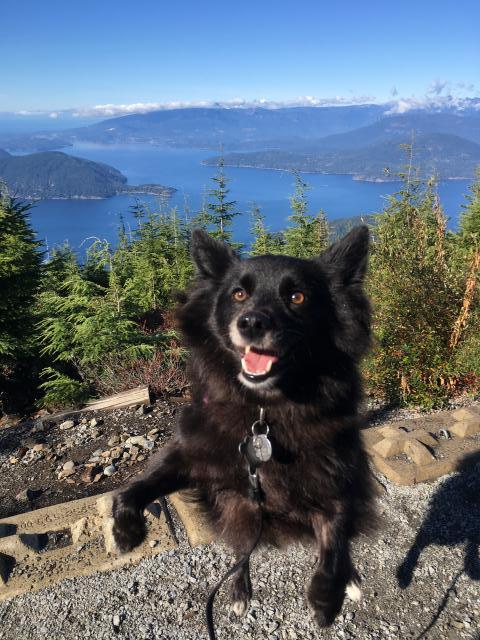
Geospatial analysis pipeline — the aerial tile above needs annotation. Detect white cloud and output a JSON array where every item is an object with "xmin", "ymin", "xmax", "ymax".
[
  {"xmin": 427, "ymin": 79, "xmax": 449, "ymax": 96},
  {"xmin": 9, "ymin": 81, "xmax": 479, "ymax": 121},
  {"xmin": 71, "ymin": 95, "xmax": 379, "ymax": 118}
]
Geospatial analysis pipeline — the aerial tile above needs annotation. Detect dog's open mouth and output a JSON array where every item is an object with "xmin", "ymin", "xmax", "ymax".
[{"xmin": 240, "ymin": 345, "xmax": 279, "ymax": 381}]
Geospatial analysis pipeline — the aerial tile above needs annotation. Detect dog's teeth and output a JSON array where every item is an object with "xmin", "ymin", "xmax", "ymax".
[
  {"xmin": 265, "ymin": 359, "xmax": 273, "ymax": 373},
  {"xmin": 245, "ymin": 345, "xmax": 251, "ymax": 354}
]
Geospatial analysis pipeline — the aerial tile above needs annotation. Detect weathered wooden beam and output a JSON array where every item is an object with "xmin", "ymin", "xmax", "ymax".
[{"xmin": 85, "ymin": 386, "xmax": 151, "ymax": 412}]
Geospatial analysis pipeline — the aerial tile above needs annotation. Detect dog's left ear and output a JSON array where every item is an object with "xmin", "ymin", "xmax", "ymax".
[
  {"xmin": 318, "ymin": 225, "xmax": 369, "ymax": 284},
  {"xmin": 191, "ymin": 228, "xmax": 239, "ymax": 279}
]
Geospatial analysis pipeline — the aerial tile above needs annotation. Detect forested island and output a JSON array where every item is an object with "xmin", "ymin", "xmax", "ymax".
[
  {"xmin": 203, "ymin": 133, "xmax": 480, "ymax": 182},
  {"xmin": 0, "ymin": 150, "xmax": 176, "ymax": 199}
]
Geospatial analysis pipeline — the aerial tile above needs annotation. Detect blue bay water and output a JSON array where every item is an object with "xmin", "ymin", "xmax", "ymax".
[{"xmin": 28, "ymin": 144, "xmax": 472, "ymax": 252}]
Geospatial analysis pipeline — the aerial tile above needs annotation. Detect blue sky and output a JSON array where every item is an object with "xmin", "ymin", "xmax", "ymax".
[{"xmin": 1, "ymin": 0, "xmax": 479, "ymax": 115}]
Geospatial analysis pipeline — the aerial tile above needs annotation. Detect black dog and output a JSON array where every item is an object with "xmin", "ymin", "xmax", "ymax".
[{"xmin": 112, "ymin": 226, "xmax": 376, "ymax": 627}]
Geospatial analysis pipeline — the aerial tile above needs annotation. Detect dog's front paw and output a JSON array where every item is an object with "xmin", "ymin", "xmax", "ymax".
[
  {"xmin": 229, "ymin": 568, "xmax": 252, "ymax": 618},
  {"xmin": 308, "ymin": 574, "xmax": 345, "ymax": 628},
  {"xmin": 112, "ymin": 492, "xmax": 146, "ymax": 553}
]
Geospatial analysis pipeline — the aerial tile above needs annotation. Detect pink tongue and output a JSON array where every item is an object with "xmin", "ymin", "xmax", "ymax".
[{"xmin": 244, "ymin": 350, "xmax": 278, "ymax": 374}]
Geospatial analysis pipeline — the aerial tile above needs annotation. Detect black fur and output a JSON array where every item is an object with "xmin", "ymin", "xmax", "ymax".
[{"xmin": 113, "ymin": 226, "xmax": 376, "ymax": 627}]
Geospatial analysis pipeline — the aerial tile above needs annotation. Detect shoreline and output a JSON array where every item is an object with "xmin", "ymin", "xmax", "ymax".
[
  {"xmin": 11, "ymin": 186, "xmax": 177, "ymax": 202},
  {"xmin": 201, "ymin": 160, "xmax": 473, "ymax": 183}
]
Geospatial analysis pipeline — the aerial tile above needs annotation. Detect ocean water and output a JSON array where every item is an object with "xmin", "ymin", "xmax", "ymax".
[{"xmin": 27, "ymin": 144, "xmax": 472, "ymax": 252}]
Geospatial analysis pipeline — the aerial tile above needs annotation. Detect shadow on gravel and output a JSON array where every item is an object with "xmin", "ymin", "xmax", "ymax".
[
  {"xmin": 396, "ymin": 450, "xmax": 480, "ymax": 639},
  {"xmin": 397, "ymin": 450, "xmax": 480, "ymax": 588}
]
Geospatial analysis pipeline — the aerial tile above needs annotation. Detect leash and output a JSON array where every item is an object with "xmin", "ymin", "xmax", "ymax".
[{"xmin": 205, "ymin": 407, "xmax": 272, "ymax": 640}]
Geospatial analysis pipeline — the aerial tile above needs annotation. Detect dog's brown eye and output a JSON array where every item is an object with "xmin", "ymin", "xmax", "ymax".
[
  {"xmin": 290, "ymin": 291, "xmax": 305, "ymax": 305},
  {"xmin": 232, "ymin": 288, "xmax": 248, "ymax": 302}
]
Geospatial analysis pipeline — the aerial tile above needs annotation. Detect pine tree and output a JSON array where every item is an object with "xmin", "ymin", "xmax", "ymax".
[
  {"xmin": 205, "ymin": 156, "xmax": 241, "ymax": 246},
  {"xmin": 283, "ymin": 173, "xmax": 330, "ymax": 258},
  {"xmin": 448, "ymin": 169, "xmax": 480, "ymax": 379},
  {"xmin": 250, "ymin": 204, "xmax": 284, "ymax": 256},
  {"xmin": 364, "ymin": 172, "xmax": 473, "ymax": 406},
  {"xmin": 0, "ymin": 192, "xmax": 43, "ymax": 412},
  {"xmin": 458, "ymin": 168, "xmax": 480, "ymax": 248}
]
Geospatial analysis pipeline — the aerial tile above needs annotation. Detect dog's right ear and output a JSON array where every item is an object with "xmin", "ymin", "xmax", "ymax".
[{"xmin": 191, "ymin": 229, "xmax": 239, "ymax": 279}]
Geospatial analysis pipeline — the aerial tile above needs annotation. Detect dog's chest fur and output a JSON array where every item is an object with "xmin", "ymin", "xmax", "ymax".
[{"xmin": 178, "ymin": 399, "xmax": 365, "ymax": 545}]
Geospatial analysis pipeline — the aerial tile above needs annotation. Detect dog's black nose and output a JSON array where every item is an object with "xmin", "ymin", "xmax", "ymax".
[{"xmin": 237, "ymin": 311, "xmax": 272, "ymax": 340}]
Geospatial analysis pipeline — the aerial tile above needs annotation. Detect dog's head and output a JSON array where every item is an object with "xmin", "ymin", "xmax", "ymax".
[{"xmin": 177, "ymin": 227, "xmax": 371, "ymax": 405}]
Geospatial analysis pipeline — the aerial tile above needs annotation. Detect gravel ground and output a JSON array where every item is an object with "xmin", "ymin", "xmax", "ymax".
[{"xmin": 0, "ymin": 460, "xmax": 479, "ymax": 640}]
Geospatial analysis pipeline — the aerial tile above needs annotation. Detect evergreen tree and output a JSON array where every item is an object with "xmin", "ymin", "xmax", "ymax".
[
  {"xmin": 250, "ymin": 204, "xmax": 284, "ymax": 256},
  {"xmin": 449, "ymin": 169, "xmax": 480, "ymax": 378},
  {"xmin": 0, "ymin": 193, "xmax": 42, "ymax": 412},
  {"xmin": 205, "ymin": 156, "xmax": 241, "ymax": 246},
  {"xmin": 364, "ymin": 173, "xmax": 473, "ymax": 406},
  {"xmin": 458, "ymin": 167, "xmax": 480, "ymax": 248},
  {"xmin": 283, "ymin": 173, "xmax": 330, "ymax": 258}
]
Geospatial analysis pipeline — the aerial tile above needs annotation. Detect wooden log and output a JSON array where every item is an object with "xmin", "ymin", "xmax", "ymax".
[{"xmin": 85, "ymin": 386, "xmax": 150, "ymax": 412}]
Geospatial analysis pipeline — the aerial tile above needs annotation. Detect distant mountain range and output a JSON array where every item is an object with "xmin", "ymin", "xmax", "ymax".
[
  {"xmin": 0, "ymin": 150, "xmax": 175, "ymax": 199},
  {"xmin": 0, "ymin": 105, "xmax": 386, "ymax": 152},
  {"xmin": 1, "ymin": 103, "xmax": 480, "ymax": 181}
]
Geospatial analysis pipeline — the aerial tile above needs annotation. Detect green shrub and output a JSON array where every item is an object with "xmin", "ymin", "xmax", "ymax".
[{"xmin": 365, "ymin": 170, "xmax": 480, "ymax": 407}]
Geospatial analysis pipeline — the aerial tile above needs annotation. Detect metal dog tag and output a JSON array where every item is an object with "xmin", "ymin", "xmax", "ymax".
[
  {"xmin": 239, "ymin": 434, "xmax": 272, "ymax": 472},
  {"xmin": 252, "ymin": 434, "xmax": 272, "ymax": 463}
]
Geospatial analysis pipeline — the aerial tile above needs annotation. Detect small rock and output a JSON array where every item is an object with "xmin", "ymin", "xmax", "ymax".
[
  {"xmin": 451, "ymin": 620, "xmax": 464, "ymax": 630},
  {"xmin": 32, "ymin": 418, "xmax": 45, "ymax": 432},
  {"xmin": 104, "ymin": 465, "xmax": 116, "ymax": 476},
  {"xmin": 108, "ymin": 435, "xmax": 120, "ymax": 446},
  {"xmin": 112, "ymin": 615, "xmax": 121, "ymax": 628},
  {"xmin": 93, "ymin": 472, "xmax": 103, "ymax": 482},
  {"xmin": 32, "ymin": 443, "xmax": 45, "ymax": 452},
  {"xmin": 60, "ymin": 420, "xmax": 75, "ymax": 430},
  {"xmin": 126, "ymin": 435, "xmax": 149, "ymax": 448},
  {"xmin": 63, "ymin": 460, "xmax": 75, "ymax": 472}
]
